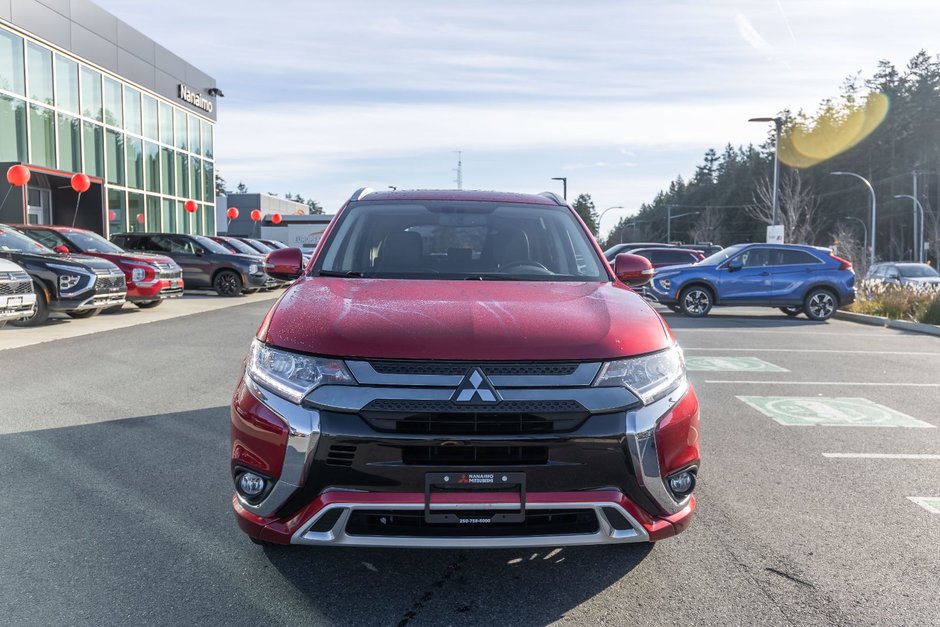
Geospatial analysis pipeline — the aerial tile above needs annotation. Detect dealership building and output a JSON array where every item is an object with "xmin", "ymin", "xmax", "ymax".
[{"xmin": 0, "ymin": 0, "xmax": 219, "ymax": 237}]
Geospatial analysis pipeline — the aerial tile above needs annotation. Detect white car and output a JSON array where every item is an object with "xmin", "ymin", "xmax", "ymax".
[{"xmin": 0, "ymin": 257, "xmax": 37, "ymax": 327}]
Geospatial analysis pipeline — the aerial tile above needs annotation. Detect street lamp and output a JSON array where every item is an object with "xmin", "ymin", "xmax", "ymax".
[
  {"xmin": 666, "ymin": 208, "xmax": 700, "ymax": 243},
  {"xmin": 893, "ymin": 194, "xmax": 925, "ymax": 263},
  {"xmin": 551, "ymin": 177, "xmax": 567, "ymax": 200},
  {"xmin": 748, "ymin": 117, "xmax": 783, "ymax": 228},
  {"xmin": 598, "ymin": 205, "xmax": 626, "ymax": 241},
  {"xmin": 841, "ymin": 216, "xmax": 868, "ymax": 256},
  {"xmin": 831, "ymin": 171, "xmax": 876, "ymax": 267}
]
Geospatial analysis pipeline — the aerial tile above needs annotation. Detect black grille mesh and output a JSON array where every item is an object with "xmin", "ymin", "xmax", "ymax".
[
  {"xmin": 363, "ymin": 399, "xmax": 584, "ymax": 414},
  {"xmin": 368, "ymin": 361, "xmax": 580, "ymax": 377}
]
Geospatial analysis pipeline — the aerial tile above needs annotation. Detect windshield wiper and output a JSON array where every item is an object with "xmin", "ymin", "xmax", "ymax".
[
  {"xmin": 464, "ymin": 274, "xmax": 515, "ymax": 281},
  {"xmin": 318, "ymin": 270, "xmax": 366, "ymax": 278}
]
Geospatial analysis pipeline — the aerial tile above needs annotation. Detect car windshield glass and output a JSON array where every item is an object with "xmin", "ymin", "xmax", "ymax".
[
  {"xmin": 264, "ymin": 240, "xmax": 287, "ymax": 249},
  {"xmin": 221, "ymin": 238, "xmax": 259, "ymax": 255},
  {"xmin": 700, "ymin": 243, "xmax": 747, "ymax": 265},
  {"xmin": 316, "ymin": 201, "xmax": 608, "ymax": 281},
  {"xmin": 898, "ymin": 264, "xmax": 939, "ymax": 278},
  {"xmin": 64, "ymin": 230, "xmax": 124, "ymax": 253},
  {"xmin": 0, "ymin": 227, "xmax": 54, "ymax": 254},
  {"xmin": 191, "ymin": 235, "xmax": 232, "ymax": 255},
  {"xmin": 242, "ymin": 239, "xmax": 274, "ymax": 253}
]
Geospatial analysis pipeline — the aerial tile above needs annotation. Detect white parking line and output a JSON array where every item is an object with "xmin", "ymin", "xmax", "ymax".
[
  {"xmin": 908, "ymin": 497, "xmax": 940, "ymax": 514},
  {"xmin": 683, "ymin": 348, "xmax": 940, "ymax": 355},
  {"xmin": 707, "ymin": 380, "xmax": 940, "ymax": 387},
  {"xmin": 823, "ymin": 453, "xmax": 940, "ymax": 459},
  {"xmin": 675, "ymin": 330, "xmax": 919, "ymax": 337}
]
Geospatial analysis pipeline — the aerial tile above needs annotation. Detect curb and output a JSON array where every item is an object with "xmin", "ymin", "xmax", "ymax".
[{"xmin": 834, "ymin": 310, "xmax": 940, "ymax": 337}]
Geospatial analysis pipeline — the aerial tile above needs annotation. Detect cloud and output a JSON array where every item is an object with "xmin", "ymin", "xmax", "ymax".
[{"xmin": 734, "ymin": 13, "xmax": 773, "ymax": 53}]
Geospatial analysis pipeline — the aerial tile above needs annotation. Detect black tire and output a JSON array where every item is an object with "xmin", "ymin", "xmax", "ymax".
[
  {"xmin": 679, "ymin": 286, "xmax": 713, "ymax": 317},
  {"xmin": 803, "ymin": 288, "xmax": 837, "ymax": 321},
  {"xmin": 66, "ymin": 308, "xmax": 101, "ymax": 319},
  {"xmin": 667, "ymin": 304, "xmax": 681, "ymax": 313},
  {"xmin": 102, "ymin": 304, "xmax": 124, "ymax": 314},
  {"xmin": 779, "ymin": 306, "xmax": 803, "ymax": 317},
  {"xmin": 213, "ymin": 270, "xmax": 243, "ymax": 297},
  {"xmin": 12, "ymin": 284, "xmax": 49, "ymax": 327},
  {"xmin": 134, "ymin": 300, "xmax": 163, "ymax": 309}
]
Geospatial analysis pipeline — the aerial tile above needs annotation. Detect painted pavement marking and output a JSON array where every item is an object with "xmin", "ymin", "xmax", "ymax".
[
  {"xmin": 908, "ymin": 497, "xmax": 940, "ymax": 515},
  {"xmin": 823, "ymin": 453, "xmax": 940, "ymax": 460},
  {"xmin": 710, "ymin": 381, "xmax": 940, "ymax": 387},
  {"xmin": 685, "ymin": 356, "xmax": 789, "ymax": 373},
  {"xmin": 683, "ymin": 348, "xmax": 940, "ymax": 356},
  {"xmin": 736, "ymin": 396, "xmax": 935, "ymax": 428}
]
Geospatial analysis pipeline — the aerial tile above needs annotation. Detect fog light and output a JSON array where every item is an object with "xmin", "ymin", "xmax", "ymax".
[
  {"xmin": 667, "ymin": 470, "xmax": 695, "ymax": 496},
  {"xmin": 238, "ymin": 472, "xmax": 266, "ymax": 497}
]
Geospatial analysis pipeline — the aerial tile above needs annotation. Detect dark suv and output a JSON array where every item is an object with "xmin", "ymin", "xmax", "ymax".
[
  {"xmin": 112, "ymin": 233, "xmax": 275, "ymax": 296},
  {"xmin": 0, "ymin": 224, "xmax": 126, "ymax": 325}
]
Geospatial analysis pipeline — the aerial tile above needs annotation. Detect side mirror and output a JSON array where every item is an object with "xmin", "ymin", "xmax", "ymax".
[
  {"xmin": 53, "ymin": 245, "xmax": 70, "ymax": 254},
  {"xmin": 265, "ymin": 247, "xmax": 304, "ymax": 281},
  {"xmin": 726, "ymin": 258, "xmax": 743, "ymax": 272},
  {"xmin": 614, "ymin": 253, "xmax": 654, "ymax": 287}
]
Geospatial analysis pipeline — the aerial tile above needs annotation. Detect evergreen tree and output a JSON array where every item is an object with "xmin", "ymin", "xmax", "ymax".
[{"xmin": 573, "ymin": 193, "xmax": 599, "ymax": 235}]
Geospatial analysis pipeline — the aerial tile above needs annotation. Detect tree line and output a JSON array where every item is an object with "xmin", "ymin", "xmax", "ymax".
[{"xmin": 214, "ymin": 175, "xmax": 324, "ymax": 215}]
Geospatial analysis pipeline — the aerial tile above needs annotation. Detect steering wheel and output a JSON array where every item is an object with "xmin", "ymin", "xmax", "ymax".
[{"xmin": 498, "ymin": 260, "xmax": 552, "ymax": 273}]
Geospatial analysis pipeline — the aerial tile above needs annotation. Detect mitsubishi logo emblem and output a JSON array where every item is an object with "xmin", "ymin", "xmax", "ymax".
[{"xmin": 452, "ymin": 368, "xmax": 500, "ymax": 404}]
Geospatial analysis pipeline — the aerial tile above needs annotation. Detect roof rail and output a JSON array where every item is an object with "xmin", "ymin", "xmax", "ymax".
[
  {"xmin": 537, "ymin": 191, "xmax": 567, "ymax": 206},
  {"xmin": 348, "ymin": 187, "xmax": 375, "ymax": 202}
]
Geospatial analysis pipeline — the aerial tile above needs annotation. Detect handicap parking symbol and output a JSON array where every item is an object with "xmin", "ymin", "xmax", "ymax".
[{"xmin": 736, "ymin": 396, "xmax": 935, "ymax": 428}]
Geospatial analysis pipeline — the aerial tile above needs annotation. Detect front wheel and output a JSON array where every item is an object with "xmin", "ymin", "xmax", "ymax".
[
  {"xmin": 213, "ymin": 270, "xmax": 244, "ymax": 297},
  {"xmin": 803, "ymin": 289, "xmax": 837, "ymax": 321},
  {"xmin": 66, "ymin": 308, "xmax": 100, "ymax": 319},
  {"xmin": 12, "ymin": 284, "xmax": 49, "ymax": 326},
  {"xmin": 779, "ymin": 306, "xmax": 803, "ymax": 317},
  {"xmin": 135, "ymin": 299, "xmax": 163, "ymax": 309},
  {"xmin": 679, "ymin": 286, "xmax": 713, "ymax": 317}
]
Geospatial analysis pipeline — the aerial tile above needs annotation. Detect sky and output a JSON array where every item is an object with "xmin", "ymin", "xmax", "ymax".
[{"xmin": 97, "ymin": 0, "xmax": 940, "ymax": 238}]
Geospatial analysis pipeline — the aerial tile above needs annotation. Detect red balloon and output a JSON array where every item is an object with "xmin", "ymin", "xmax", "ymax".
[
  {"xmin": 271, "ymin": 213, "xmax": 282, "ymax": 225},
  {"xmin": 184, "ymin": 200, "xmax": 198, "ymax": 213},
  {"xmin": 108, "ymin": 210, "xmax": 117, "ymax": 222},
  {"xmin": 6, "ymin": 165, "xmax": 30, "ymax": 187},
  {"xmin": 226, "ymin": 207, "xmax": 239, "ymax": 220},
  {"xmin": 70, "ymin": 173, "xmax": 91, "ymax": 193},
  {"xmin": 250, "ymin": 209, "xmax": 262, "ymax": 222},
  {"xmin": 136, "ymin": 213, "xmax": 145, "ymax": 224}
]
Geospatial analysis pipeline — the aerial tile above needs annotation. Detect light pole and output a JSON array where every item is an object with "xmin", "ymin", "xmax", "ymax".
[
  {"xmin": 831, "ymin": 171, "xmax": 876, "ymax": 267},
  {"xmin": 749, "ymin": 116, "xmax": 783, "ymax": 227},
  {"xmin": 667, "ymin": 211, "xmax": 700, "ymax": 243},
  {"xmin": 551, "ymin": 177, "xmax": 567, "ymax": 200},
  {"xmin": 842, "ymin": 216, "xmax": 868, "ymax": 256},
  {"xmin": 893, "ymin": 194, "xmax": 925, "ymax": 262},
  {"xmin": 597, "ymin": 205, "xmax": 626, "ymax": 242}
]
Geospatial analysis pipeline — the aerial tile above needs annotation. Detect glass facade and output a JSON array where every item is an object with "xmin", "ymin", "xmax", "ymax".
[{"xmin": 0, "ymin": 24, "xmax": 217, "ymax": 237}]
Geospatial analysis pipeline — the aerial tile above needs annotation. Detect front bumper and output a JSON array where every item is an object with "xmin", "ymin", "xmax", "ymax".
[{"xmin": 127, "ymin": 278, "xmax": 184, "ymax": 302}]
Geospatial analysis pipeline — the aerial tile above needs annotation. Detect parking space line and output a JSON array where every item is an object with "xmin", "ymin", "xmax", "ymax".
[
  {"xmin": 708, "ymin": 380, "xmax": 940, "ymax": 387},
  {"xmin": 823, "ymin": 453, "xmax": 940, "ymax": 459},
  {"xmin": 683, "ymin": 348, "xmax": 940, "ymax": 355},
  {"xmin": 737, "ymin": 396, "xmax": 935, "ymax": 428},
  {"xmin": 908, "ymin": 497, "xmax": 940, "ymax": 514},
  {"xmin": 686, "ymin": 357, "xmax": 788, "ymax": 372}
]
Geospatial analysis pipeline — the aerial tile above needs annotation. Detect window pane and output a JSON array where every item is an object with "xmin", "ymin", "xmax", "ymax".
[
  {"xmin": 158, "ymin": 101, "xmax": 172, "ymax": 144},
  {"xmin": 80, "ymin": 67, "xmax": 102, "ymax": 121},
  {"xmin": 204, "ymin": 160, "xmax": 214, "ymax": 203},
  {"xmin": 29, "ymin": 104, "xmax": 55, "ymax": 167},
  {"xmin": 188, "ymin": 115, "xmax": 201, "ymax": 155},
  {"xmin": 174, "ymin": 108, "xmax": 187, "ymax": 151},
  {"xmin": 108, "ymin": 189, "xmax": 126, "ymax": 236},
  {"xmin": 178, "ymin": 200, "xmax": 190, "ymax": 234},
  {"xmin": 142, "ymin": 94, "xmax": 158, "ymax": 140},
  {"xmin": 126, "ymin": 136, "xmax": 143, "ymax": 189},
  {"xmin": 57, "ymin": 114, "xmax": 81, "ymax": 172},
  {"xmin": 26, "ymin": 43, "xmax": 53, "ymax": 104},
  {"xmin": 103, "ymin": 77, "xmax": 123, "ymax": 127},
  {"xmin": 106, "ymin": 129, "xmax": 125, "ymax": 185},
  {"xmin": 0, "ymin": 95, "xmax": 27, "ymax": 162},
  {"xmin": 0, "ymin": 29, "xmax": 25, "ymax": 96},
  {"xmin": 201, "ymin": 121, "xmax": 213, "ymax": 160},
  {"xmin": 162, "ymin": 198, "xmax": 176, "ymax": 232},
  {"xmin": 161, "ymin": 146, "xmax": 175, "ymax": 195},
  {"xmin": 54, "ymin": 55, "xmax": 79, "ymax": 114},
  {"xmin": 124, "ymin": 86, "xmax": 141, "ymax": 135},
  {"xmin": 144, "ymin": 141, "xmax": 159, "ymax": 193},
  {"xmin": 204, "ymin": 203, "xmax": 215, "ymax": 236},
  {"xmin": 82, "ymin": 121, "xmax": 103, "ymax": 177},
  {"xmin": 191, "ymin": 157, "xmax": 202, "ymax": 202},
  {"xmin": 128, "ymin": 192, "xmax": 144, "ymax": 232},
  {"xmin": 176, "ymin": 152, "xmax": 189, "ymax": 198},
  {"xmin": 146, "ymin": 195, "xmax": 161, "ymax": 231}
]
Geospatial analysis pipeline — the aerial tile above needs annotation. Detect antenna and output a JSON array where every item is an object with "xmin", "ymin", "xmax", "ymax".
[{"xmin": 454, "ymin": 150, "xmax": 463, "ymax": 190}]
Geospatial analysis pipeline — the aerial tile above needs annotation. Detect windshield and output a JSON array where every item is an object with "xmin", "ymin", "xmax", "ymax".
[
  {"xmin": 64, "ymin": 230, "xmax": 125, "ymax": 254},
  {"xmin": 316, "ymin": 200, "xmax": 608, "ymax": 281},
  {"xmin": 220, "ymin": 237, "xmax": 260, "ymax": 255},
  {"xmin": 0, "ymin": 226, "xmax": 54, "ymax": 254},
  {"xmin": 241, "ymin": 239, "xmax": 274, "ymax": 253},
  {"xmin": 699, "ymin": 243, "xmax": 747, "ymax": 266},
  {"xmin": 192, "ymin": 235, "xmax": 235, "ymax": 255},
  {"xmin": 898, "ymin": 264, "xmax": 939, "ymax": 278}
]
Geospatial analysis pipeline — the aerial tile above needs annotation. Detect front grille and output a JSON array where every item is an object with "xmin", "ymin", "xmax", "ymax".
[
  {"xmin": 0, "ymin": 271, "xmax": 30, "ymax": 282},
  {"xmin": 157, "ymin": 264, "xmax": 182, "ymax": 280},
  {"xmin": 402, "ymin": 445, "xmax": 548, "ymax": 466},
  {"xmin": 345, "ymin": 508, "xmax": 599, "ymax": 537},
  {"xmin": 368, "ymin": 361, "xmax": 580, "ymax": 377},
  {"xmin": 364, "ymin": 399, "xmax": 584, "ymax": 414},
  {"xmin": 0, "ymin": 280, "xmax": 32, "ymax": 295},
  {"xmin": 93, "ymin": 271, "xmax": 126, "ymax": 292}
]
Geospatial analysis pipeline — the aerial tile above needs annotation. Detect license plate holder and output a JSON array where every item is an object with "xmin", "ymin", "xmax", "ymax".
[
  {"xmin": 424, "ymin": 471, "xmax": 526, "ymax": 524},
  {"xmin": 7, "ymin": 296, "xmax": 22, "ymax": 306}
]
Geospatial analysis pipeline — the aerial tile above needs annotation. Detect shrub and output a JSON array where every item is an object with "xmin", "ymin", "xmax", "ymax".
[
  {"xmin": 849, "ymin": 280, "xmax": 940, "ymax": 323},
  {"xmin": 921, "ymin": 293, "xmax": 940, "ymax": 325}
]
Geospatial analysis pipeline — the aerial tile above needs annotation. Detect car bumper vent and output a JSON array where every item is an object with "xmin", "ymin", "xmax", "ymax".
[
  {"xmin": 401, "ymin": 445, "xmax": 548, "ymax": 466},
  {"xmin": 326, "ymin": 444, "xmax": 357, "ymax": 467},
  {"xmin": 344, "ymin": 508, "xmax": 599, "ymax": 537}
]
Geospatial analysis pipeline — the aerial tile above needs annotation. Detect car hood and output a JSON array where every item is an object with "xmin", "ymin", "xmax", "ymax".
[
  {"xmin": 1, "ymin": 250, "xmax": 119, "ymax": 271},
  {"xmin": 259, "ymin": 279, "xmax": 672, "ymax": 361},
  {"xmin": 654, "ymin": 263, "xmax": 698, "ymax": 277},
  {"xmin": 86, "ymin": 251, "xmax": 177, "ymax": 266}
]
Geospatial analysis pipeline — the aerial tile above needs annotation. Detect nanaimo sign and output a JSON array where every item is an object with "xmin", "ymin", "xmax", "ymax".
[{"xmin": 178, "ymin": 84, "xmax": 213, "ymax": 113}]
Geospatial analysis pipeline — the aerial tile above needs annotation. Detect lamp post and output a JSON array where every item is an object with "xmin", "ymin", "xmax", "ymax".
[
  {"xmin": 893, "ymin": 194, "xmax": 925, "ymax": 262},
  {"xmin": 748, "ymin": 116, "xmax": 783, "ymax": 227},
  {"xmin": 842, "ymin": 216, "xmax": 868, "ymax": 256},
  {"xmin": 667, "ymin": 209, "xmax": 699, "ymax": 243},
  {"xmin": 831, "ymin": 171, "xmax": 876, "ymax": 267},
  {"xmin": 597, "ymin": 205, "xmax": 626, "ymax": 242},
  {"xmin": 551, "ymin": 177, "xmax": 567, "ymax": 200}
]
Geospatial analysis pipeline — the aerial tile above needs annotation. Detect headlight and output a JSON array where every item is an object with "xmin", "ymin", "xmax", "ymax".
[
  {"xmin": 594, "ymin": 346, "xmax": 685, "ymax": 405},
  {"xmin": 248, "ymin": 263, "xmax": 260, "ymax": 275},
  {"xmin": 131, "ymin": 267, "xmax": 146, "ymax": 282},
  {"xmin": 247, "ymin": 339, "xmax": 354, "ymax": 403},
  {"xmin": 58, "ymin": 274, "xmax": 82, "ymax": 290},
  {"xmin": 659, "ymin": 278, "xmax": 671, "ymax": 290}
]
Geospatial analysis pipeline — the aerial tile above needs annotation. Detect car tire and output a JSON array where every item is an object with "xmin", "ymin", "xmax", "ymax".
[
  {"xmin": 779, "ymin": 306, "xmax": 803, "ymax": 317},
  {"xmin": 667, "ymin": 304, "xmax": 681, "ymax": 313},
  {"xmin": 803, "ymin": 288, "xmax": 837, "ymax": 321},
  {"xmin": 67, "ymin": 308, "xmax": 101, "ymax": 319},
  {"xmin": 213, "ymin": 270, "xmax": 244, "ymax": 297},
  {"xmin": 12, "ymin": 284, "xmax": 49, "ymax": 327},
  {"xmin": 135, "ymin": 300, "xmax": 163, "ymax": 309},
  {"xmin": 679, "ymin": 286, "xmax": 713, "ymax": 317},
  {"xmin": 102, "ymin": 304, "xmax": 124, "ymax": 314}
]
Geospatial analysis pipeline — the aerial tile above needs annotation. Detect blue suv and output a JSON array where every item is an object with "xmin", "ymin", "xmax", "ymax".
[{"xmin": 647, "ymin": 243, "xmax": 855, "ymax": 320}]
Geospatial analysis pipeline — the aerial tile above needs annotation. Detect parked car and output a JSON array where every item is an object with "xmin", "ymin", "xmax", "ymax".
[
  {"xmin": 209, "ymin": 236, "xmax": 285, "ymax": 290},
  {"xmin": 16, "ymin": 225, "xmax": 183, "ymax": 310},
  {"xmin": 259, "ymin": 239, "xmax": 288, "ymax": 250},
  {"xmin": 0, "ymin": 224, "xmax": 126, "ymax": 325},
  {"xmin": 234, "ymin": 237, "xmax": 275, "ymax": 255},
  {"xmin": 0, "ymin": 257, "xmax": 37, "ymax": 327},
  {"xmin": 604, "ymin": 242, "xmax": 674, "ymax": 261},
  {"xmin": 676, "ymin": 243, "xmax": 723, "ymax": 257},
  {"xmin": 648, "ymin": 243, "xmax": 855, "ymax": 320},
  {"xmin": 626, "ymin": 247, "xmax": 705, "ymax": 268},
  {"xmin": 231, "ymin": 188, "xmax": 699, "ymax": 548},
  {"xmin": 866, "ymin": 262, "xmax": 940, "ymax": 287},
  {"xmin": 112, "ymin": 233, "xmax": 276, "ymax": 297}
]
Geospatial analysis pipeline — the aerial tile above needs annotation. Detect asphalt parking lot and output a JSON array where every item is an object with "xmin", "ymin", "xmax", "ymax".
[{"xmin": 1, "ymin": 301, "xmax": 937, "ymax": 626}]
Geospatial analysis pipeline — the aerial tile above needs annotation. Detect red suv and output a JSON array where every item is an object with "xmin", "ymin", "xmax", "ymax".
[
  {"xmin": 17, "ymin": 225, "xmax": 183, "ymax": 309},
  {"xmin": 231, "ymin": 189, "xmax": 699, "ymax": 548}
]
